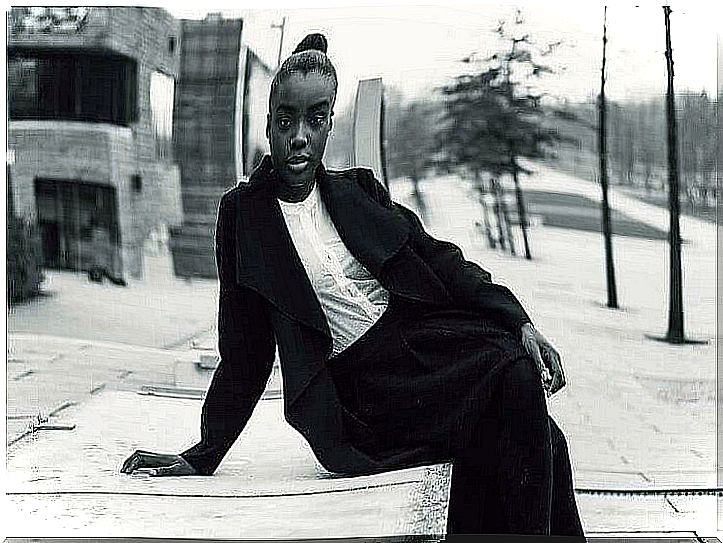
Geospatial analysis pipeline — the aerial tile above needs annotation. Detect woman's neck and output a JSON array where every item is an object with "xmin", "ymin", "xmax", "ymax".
[
  {"xmin": 275, "ymin": 177, "xmax": 317, "ymax": 203},
  {"xmin": 276, "ymin": 180, "xmax": 314, "ymax": 203}
]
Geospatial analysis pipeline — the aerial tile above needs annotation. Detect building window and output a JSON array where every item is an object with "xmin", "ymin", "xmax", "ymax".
[
  {"xmin": 168, "ymin": 36, "xmax": 177, "ymax": 54},
  {"xmin": 10, "ymin": 7, "xmax": 89, "ymax": 34},
  {"xmin": 34, "ymin": 178, "xmax": 120, "ymax": 272},
  {"xmin": 8, "ymin": 52, "xmax": 137, "ymax": 126},
  {"xmin": 131, "ymin": 174, "xmax": 142, "ymax": 193},
  {"xmin": 8, "ymin": 58, "xmax": 38, "ymax": 117},
  {"xmin": 150, "ymin": 71, "xmax": 175, "ymax": 160}
]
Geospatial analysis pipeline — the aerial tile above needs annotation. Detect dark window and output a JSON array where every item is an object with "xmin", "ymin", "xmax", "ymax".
[
  {"xmin": 7, "ymin": 58, "xmax": 38, "ymax": 115},
  {"xmin": 34, "ymin": 178, "xmax": 119, "ymax": 271},
  {"xmin": 168, "ymin": 36, "xmax": 177, "ymax": 54},
  {"xmin": 131, "ymin": 174, "xmax": 142, "ymax": 193},
  {"xmin": 8, "ymin": 52, "xmax": 138, "ymax": 125}
]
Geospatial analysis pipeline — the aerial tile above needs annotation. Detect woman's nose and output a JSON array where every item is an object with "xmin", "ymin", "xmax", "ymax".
[{"xmin": 291, "ymin": 123, "xmax": 309, "ymax": 149}]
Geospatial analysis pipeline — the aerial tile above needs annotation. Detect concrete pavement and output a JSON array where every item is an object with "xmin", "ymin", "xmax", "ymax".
[{"xmin": 8, "ymin": 269, "xmax": 219, "ymax": 349}]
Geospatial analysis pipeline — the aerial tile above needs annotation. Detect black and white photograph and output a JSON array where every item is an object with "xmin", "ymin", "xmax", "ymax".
[{"xmin": 4, "ymin": 1, "xmax": 721, "ymax": 539}]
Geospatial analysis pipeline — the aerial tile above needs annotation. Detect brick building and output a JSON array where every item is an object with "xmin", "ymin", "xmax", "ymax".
[
  {"xmin": 7, "ymin": 7, "xmax": 184, "ymax": 281},
  {"xmin": 170, "ymin": 13, "xmax": 272, "ymax": 279}
]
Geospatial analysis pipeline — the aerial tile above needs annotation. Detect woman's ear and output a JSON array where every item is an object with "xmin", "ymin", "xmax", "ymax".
[{"xmin": 265, "ymin": 113, "xmax": 271, "ymax": 140}]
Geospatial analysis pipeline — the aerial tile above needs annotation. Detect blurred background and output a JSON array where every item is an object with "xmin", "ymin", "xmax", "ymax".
[{"xmin": 5, "ymin": 2, "xmax": 722, "ymax": 538}]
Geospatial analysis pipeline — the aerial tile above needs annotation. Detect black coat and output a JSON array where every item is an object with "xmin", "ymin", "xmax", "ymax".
[{"xmin": 181, "ymin": 156, "xmax": 533, "ymax": 476}]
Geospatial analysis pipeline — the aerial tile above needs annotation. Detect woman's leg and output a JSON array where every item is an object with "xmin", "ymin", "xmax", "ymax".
[
  {"xmin": 446, "ymin": 356, "xmax": 553, "ymax": 534},
  {"xmin": 446, "ymin": 416, "xmax": 507, "ymax": 533},
  {"xmin": 549, "ymin": 417, "xmax": 585, "ymax": 536}
]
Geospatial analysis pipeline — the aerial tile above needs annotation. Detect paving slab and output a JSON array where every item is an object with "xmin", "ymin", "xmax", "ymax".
[
  {"xmin": 575, "ymin": 493, "xmax": 719, "ymax": 535},
  {"xmin": 6, "ymin": 335, "xmax": 194, "ymax": 445}
]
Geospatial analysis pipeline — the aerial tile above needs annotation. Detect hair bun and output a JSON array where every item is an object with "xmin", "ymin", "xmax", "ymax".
[{"xmin": 293, "ymin": 33, "xmax": 328, "ymax": 55}]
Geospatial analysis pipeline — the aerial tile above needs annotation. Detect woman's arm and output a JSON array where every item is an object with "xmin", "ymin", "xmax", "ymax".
[
  {"xmin": 358, "ymin": 171, "xmax": 568, "ymax": 395},
  {"xmin": 359, "ymin": 170, "xmax": 533, "ymax": 334},
  {"xmin": 179, "ymin": 191, "xmax": 277, "ymax": 475},
  {"xmin": 122, "ymin": 192, "xmax": 276, "ymax": 476}
]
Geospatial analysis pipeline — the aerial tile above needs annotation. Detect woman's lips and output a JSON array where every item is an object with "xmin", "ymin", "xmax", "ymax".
[{"xmin": 286, "ymin": 156, "xmax": 310, "ymax": 173}]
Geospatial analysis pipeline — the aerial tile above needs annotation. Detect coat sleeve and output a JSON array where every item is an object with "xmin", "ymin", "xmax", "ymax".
[
  {"xmin": 180, "ymin": 192, "xmax": 276, "ymax": 475},
  {"xmin": 359, "ymin": 170, "xmax": 533, "ymax": 334}
]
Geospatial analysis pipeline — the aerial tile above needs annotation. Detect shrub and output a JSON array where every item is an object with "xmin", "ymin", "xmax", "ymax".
[{"xmin": 7, "ymin": 213, "xmax": 45, "ymax": 304}]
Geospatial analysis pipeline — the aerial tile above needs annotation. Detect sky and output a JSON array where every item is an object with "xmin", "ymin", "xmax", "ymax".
[
  {"xmin": 167, "ymin": 0, "xmax": 720, "ymax": 112},
  {"xmin": 8, "ymin": 1, "xmax": 718, "ymax": 112}
]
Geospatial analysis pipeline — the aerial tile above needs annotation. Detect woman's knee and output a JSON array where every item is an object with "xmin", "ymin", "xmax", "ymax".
[
  {"xmin": 549, "ymin": 416, "xmax": 570, "ymax": 455},
  {"xmin": 494, "ymin": 357, "xmax": 549, "ymax": 426},
  {"xmin": 500, "ymin": 357, "xmax": 546, "ymax": 404}
]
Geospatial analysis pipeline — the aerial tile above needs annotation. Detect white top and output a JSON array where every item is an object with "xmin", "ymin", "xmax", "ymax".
[{"xmin": 278, "ymin": 181, "xmax": 390, "ymax": 357}]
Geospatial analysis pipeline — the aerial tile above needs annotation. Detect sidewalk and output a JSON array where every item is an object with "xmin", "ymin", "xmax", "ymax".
[
  {"xmin": 6, "ymin": 163, "xmax": 719, "ymax": 537},
  {"xmin": 8, "ymin": 269, "xmax": 219, "ymax": 349}
]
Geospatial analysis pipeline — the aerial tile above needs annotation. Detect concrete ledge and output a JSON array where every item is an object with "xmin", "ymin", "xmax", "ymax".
[{"xmin": 6, "ymin": 389, "xmax": 450, "ymax": 538}]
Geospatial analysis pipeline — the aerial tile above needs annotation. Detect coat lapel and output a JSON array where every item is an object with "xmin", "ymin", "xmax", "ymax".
[
  {"xmin": 233, "ymin": 156, "xmax": 411, "ymax": 344},
  {"xmin": 316, "ymin": 165, "xmax": 411, "ymax": 278}
]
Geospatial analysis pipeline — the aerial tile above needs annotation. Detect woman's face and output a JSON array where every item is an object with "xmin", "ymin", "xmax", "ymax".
[{"xmin": 266, "ymin": 72, "xmax": 336, "ymax": 189}]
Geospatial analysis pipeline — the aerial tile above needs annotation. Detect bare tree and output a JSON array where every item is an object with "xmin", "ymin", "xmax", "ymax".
[
  {"xmin": 598, "ymin": 6, "xmax": 619, "ymax": 309},
  {"xmin": 661, "ymin": 6, "xmax": 684, "ymax": 343}
]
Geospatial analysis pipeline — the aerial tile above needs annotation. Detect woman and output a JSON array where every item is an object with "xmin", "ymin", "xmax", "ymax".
[{"xmin": 123, "ymin": 33, "xmax": 584, "ymax": 537}]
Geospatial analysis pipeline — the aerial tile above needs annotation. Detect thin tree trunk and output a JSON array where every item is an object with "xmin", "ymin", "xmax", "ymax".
[
  {"xmin": 490, "ymin": 177, "xmax": 507, "ymax": 251},
  {"xmin": 476, "ymin": 171, "xmax": 496, "ymax": 249},
  {"xmin": 512, "ymin": 160, "xmax": 532, "ymax": 259},
  {"xmin": 497, "ymin": 179, "xmax": 516, "ymax": 256},
  {"xmin": 411, "ymin": 175, "xmax": 428, "ymax": 224},
  {"xmin": 663, "ymin": 5, "xmax": 685, "ymax": 343},
  {"xmin": 599, "ymin": 5, "xmax": 619, "ymax": 309},
  {"xmin": 643, "ymin": 152, "xmax": 653, "ymax": 193}
]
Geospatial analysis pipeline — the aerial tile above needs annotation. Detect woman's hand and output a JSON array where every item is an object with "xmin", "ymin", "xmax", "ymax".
[
  {"xmin": 121, "ymin": 450, "xmax": 198, "ymax": 476},
  {"xmin": 520, "ymin": 323, "xmax": 567, "ymax": 396}
]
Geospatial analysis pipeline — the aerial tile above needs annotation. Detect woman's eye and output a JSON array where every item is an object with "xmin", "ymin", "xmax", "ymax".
[
  {"xmin": 278, "ymin": 118, "xmax": 292, "ymax": 129},
  {"xmin": 310, "ymin": 115, "xmax": 327, "ymax": 126}
]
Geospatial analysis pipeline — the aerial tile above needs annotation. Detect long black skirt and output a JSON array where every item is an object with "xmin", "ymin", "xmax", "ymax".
[{"xmin": 326, "ymin": 293, "xmax": 532, "ymax": 463}]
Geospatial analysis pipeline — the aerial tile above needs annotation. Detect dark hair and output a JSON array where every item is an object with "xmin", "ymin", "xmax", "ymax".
[{"xmin": 269, "ymin": 33, "xmax": 338, "ymax": 109}]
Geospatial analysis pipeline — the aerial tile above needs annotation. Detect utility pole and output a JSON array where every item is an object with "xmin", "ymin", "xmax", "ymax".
[
  {"xmin": 599, "ymin": 5, "xmax": 619, "ymax": 309},
  {"xmin": 663, "ymin": 5, "xmax": 684, "ymax": 343},
  {"xmin": 271, "ymin": 16, "xmax": 286, "ymax": 68}
]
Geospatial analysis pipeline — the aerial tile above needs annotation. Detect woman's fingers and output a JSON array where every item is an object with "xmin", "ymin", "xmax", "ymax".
[
  {"xmin": 120, "ymin": 454, "xmax": 134, "ymax": 473},
  {"xmin": 149, "ymin": 465, "xmax": 175, "ymax": 477},
  {"xmin": 148, "ymin": 461, "xmax": 196, "ymax": 477},
  {"xmin": 120, "ymin": 451, "xmax": 166, "ymax": 474},
  {"xmin": 552, "ymin": 351, "xmax": 567, "ymax": 394},
  {"xmin": 522, "ymin": 326, "xmax": 564, "ymax": 397},
  {"xmin": 545, "ymin": 347, "xmax": 566, "ymax": 395},
  {"xmin": 121, "ymin": 452, "xmax": 196, "ymax": 476},
  {"xmin": 121, "ymin": 451, "xmax": 148, "ymax": 474},
  {"xmin": 523, "ymin": 333, "xmax": 550, "ymax": 387}
]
